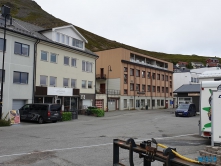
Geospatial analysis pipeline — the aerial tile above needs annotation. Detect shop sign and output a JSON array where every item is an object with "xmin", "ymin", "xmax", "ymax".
[
  {"xmin": 188, "ymin": 93, "xmax": 200, "ymax": 96},
  {"xmin": 47, "ymin": 87, "xmax": 72, "ymax": 96}
]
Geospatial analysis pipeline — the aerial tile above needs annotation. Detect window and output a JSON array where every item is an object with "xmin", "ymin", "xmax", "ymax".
[
  {"xmin": 50, "ymin": 53, "xmax": 57, "ymax": 63},
  {"xmin": 130, "ymin": 83, "xmax": 134, "ymax": 91},
  {"xmin": 50, "ymin": 76, "xmax": 56, "ymax": 86},
  {"xmin": 41, "ymin": 51, "xmax": 48, "ymax": 61},
  {"xmin": 136, "ymin": 84, "xmax": 140, "ymax": 91},
  {"xmin": 142, "ymin": 84, "xmax": 145, "ymax": 92},
  {"xmin": 14, "ymin": 42, "xmax": 29, "ymax": 56},
  {"xmin": 157, "ymin": 74, "xmax": 160, "ymax": 80},
  {"xmin": 152, "ymin": 99, "xmax": 155, "ymax": 107},
  {"xmin": 124, "ymin": 99, "xmax": 127, "ymax": 108},
  {"xmin": 162, "ymin": 87, "xmax": 164, "ymax": 93},
  {"xmin": 82, "ymin": 80, "xmax": 86, "ymax": 88},
  {"xmin": 124, "ymin": 74, "xmax": 127, "ymax": 84},
  {"xmin": 157, "ymin": 86, "xmax": 160, "ymax": 92},
  {"xmin": 157, "ymin": 100, "xmax": 160, "ymax": 106},
  {"xmin": 13, "ymin": 71, "xmax": 28, "ymax": 84},
  {"xmin": 147, "ymin": 85, "xmax": 151, "ymax": 92},
  {"xmin": 166, "ymin": 75, "xmax": 168, "ymax": 81},
  {"xmin": 152, "ymin": 86, "xmax": 156, "ymax": 92},
  {"xmin": 88, "ymin": 81, "xmax": 92, "ymax": 88},
  {"xmin": 166, "ymin": 87, "xmax": 169, "ymax": 93},
  {"xmin": 0, "ymin": 38, "xmax": 6, "ymax": 51},
  {"xmin": 0, "ymin": 69, "xmax": 5, "ymax": 82},
  {"xmin": 142, "ymin": 71, "xmax": 145, "ymax": 78},
  {"xmin": 63, "ymin": 78, "xmax": 69, "ymax": 87},
  {"xmin": 82, "ymin": 61, "xmax": 92, "ymax": 72},
  {"xmin": 40, "ymin": 75, "xmax": 47, "ymax": 86},
  {"xmin": 152, "ymin": 73, "xmax": 155, "ymax": 79},
  {"xmin": 71, "ymin": 58, "xmax": 77, "ymax": 67},
  {"xmin": 56, "ymin": 32, "xmax": 60, "ymax": 42},
  {"xmin": 162, "ymin": 74, "xmax": 164, "ymax": 81},
  {"xmin": 66, "ymin": 36, "xmax": 69, "ymax": 45},
  {"xmin": 136, "ymin": 70, "xmax": 140, "ymax": 77},
  {"xmin": 170, "ymin": 81, "xmax": 172, "ymax": 88},
  {"xmin": 147, "ymin": 72, "xmax": 151, "ymax": 78},
  {"xmin": 170, "ymin": 76, "xmax": 172, "ymax": 80},
  {"xmin": 64, "ymin": 56, "xmax": 69, "ymax": 65},
  {"xmin": 161, "ymin": 100, "xmax": 164, "ymax": 106},
  {"xmin": 191, "ymin": 77, "xmax": 193, "ymax": 82},
  {"xmin": 72, "ymin": 38, "xmax": 83, "ymax": 48},
  {"xmin": 130, "ymin": 68, "xmax": 134, "ymax": 76},
  {"xmin": 61, "ymin": 34, "xmax": 65, "ymax": 43},
  {"xmin": 71, "ymin": 79, "xmax": 76, "ymax": 88},
  {"xmin": 124, "ymin": 67, "xmax": 128, "ymax": 72},
  {"xmin": 124, "ymin": 89, "xmax": 128, "ymax": 94},
  {"xmin": 194, "ymin": 78, "xmax": 196, "ymax": 83}
]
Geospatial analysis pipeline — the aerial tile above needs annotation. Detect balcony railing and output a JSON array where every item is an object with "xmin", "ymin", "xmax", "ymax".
[
  {"xmin": 96, "ymin": 74, "xmax": 106, "ymax": 79},
  {"xmin": 96, "ymin": 89, "xmax": 120, "ymax": 95}
]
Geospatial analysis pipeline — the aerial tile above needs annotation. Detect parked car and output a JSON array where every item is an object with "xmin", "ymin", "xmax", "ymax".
[
  {"xmin": 19, "ymin": 103, "xmax": 62, "ymax": 124},
  {"xmin": 175, "ymin": 103, "xmax": 196, "ymax": 117}
]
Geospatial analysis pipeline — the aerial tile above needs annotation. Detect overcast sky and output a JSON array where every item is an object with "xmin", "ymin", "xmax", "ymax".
[{"xmin": 34, "ymin": 0, "xmax": 221, "ymax": 57}]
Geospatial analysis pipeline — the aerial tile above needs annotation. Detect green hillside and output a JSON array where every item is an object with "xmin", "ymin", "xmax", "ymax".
[{"xmin": 0, "ymin": 0, "xmax": 218, "ymax": 65}]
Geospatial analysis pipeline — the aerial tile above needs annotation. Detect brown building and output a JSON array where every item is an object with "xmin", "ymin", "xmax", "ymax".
[{"xmin": 95, "ymin": 48, "xmax": 174, "ymax": 111}]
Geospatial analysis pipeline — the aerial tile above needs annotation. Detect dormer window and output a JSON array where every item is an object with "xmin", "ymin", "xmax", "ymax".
[
  {"xmin": 56, "ymin": 32, "xmax": 60, "ymax": 42},
  {"xmin": 61, "ymin": 34, "xmax": 65, "ymax": 43},
  {"xmin": 72, "ymin": 38, "xmax": 83, "ymax": 49}
]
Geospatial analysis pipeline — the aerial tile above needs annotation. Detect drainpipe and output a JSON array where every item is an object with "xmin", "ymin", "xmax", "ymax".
[
  {"xmin": 33, "ymin": 39, "xmax": 40, "ymax": 103},
  {"xmin": 95, "ymin": 56, "xmax": 99, "ymax": 106}
]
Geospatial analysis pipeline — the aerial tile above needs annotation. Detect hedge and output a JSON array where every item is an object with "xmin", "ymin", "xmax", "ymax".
[
  {"xmin": 62, "ymin": 112, "xmax": 72, "ymax": 121},
  {"xmin": 90, "ymin": 108, "xmax": 105, "ymax": 117}
]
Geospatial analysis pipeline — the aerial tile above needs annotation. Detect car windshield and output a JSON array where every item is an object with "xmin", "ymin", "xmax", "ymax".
[{"xmin": 178, "ymin": 104, "xmax": 189, "ymax": 109}]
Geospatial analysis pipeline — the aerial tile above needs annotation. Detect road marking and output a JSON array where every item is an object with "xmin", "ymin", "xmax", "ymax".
[{"xmin": 0, "ymin": 133, "xmax": 198, "ymax": 158}]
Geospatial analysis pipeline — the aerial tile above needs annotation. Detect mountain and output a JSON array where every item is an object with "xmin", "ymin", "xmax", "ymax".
[{"xmin": 0, "ymin": 0, "xmax": 218, "ymax": 65}]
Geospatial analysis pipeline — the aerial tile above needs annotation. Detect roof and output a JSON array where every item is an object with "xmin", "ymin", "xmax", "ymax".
[
  {"xmin": 191, "ymin": 62, "xmax": 204, "ymax": 65},
  {"xmin": 0, "ymin": 16, "xmax": 98, "ymax": 58},
  {"xmin": 199, "ymin": 70, "xmax": 221, "ymax": 78},
  {"xmin": 173, "ymin": 84, "xmax": 200, "ymax": 93}
]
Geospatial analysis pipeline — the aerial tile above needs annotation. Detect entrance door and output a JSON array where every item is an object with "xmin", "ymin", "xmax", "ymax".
[
  {"xmin": 100, "ymin": 84, "xmax": 105, "ymax": 94},
  {"xmin": 165, "ymin": 100, "xmax": 168, "ymax": 109},
  {"xmin": 108, "ymin": 99, "xmax": 116, "ymax": 111}
]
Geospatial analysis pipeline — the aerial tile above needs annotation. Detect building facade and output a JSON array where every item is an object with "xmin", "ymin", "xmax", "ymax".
[{"xmin": 95, "ymin": 48, "xmax": 174, "ymax": 110}]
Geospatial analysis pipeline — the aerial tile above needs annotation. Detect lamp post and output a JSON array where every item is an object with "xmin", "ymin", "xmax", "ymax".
[
  {"xmin": 106, "ymin": 65, "xmax": 112, "ymax": 112},
  {"xmin": 0, "ymin": 5, "xmax": 11, "ymax": 119}
]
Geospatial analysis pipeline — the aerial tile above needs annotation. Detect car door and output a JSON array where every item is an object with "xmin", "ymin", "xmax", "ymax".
[{"xmin": 19, "ymin": 104, "xmax": 30, "ymax": 120}]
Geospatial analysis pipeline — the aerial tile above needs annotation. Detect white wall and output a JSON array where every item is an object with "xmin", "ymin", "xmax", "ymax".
[
  {"xmin": 173, "ymin": 72, "xmax": 191, "ymax": 91},
  {"xmin": 0, "ymin": 30, "xmax": 35, "ymax": 115}
]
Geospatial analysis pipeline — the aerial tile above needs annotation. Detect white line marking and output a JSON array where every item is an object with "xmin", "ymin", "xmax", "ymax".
[{"xmin": 0, "ymin": 133, "xmax": 198, "ymax": 158}]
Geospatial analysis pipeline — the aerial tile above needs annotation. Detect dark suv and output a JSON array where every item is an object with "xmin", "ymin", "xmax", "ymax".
[
  {"xmin": 175, "ymin": 103, "xmax": 196, "ymax": 117},
  {"xmin": 19, "ymin": 103, "xmax": 62, "ymax": 124}
]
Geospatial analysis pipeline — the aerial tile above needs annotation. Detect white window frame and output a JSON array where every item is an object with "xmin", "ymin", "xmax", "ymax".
[
  {"xmin": 66, "ymin": 36, "xmax": 69, "ymax": 45},
  {"xmin": 56, "ymin": 32, "xmax": 60, "ymax": 42},
  {"xmin": 50, "ymin": 53, "xmax": 57, "ymax": 63},
  {"xmin": 61, "ymin": 34, "xmax": 65, "ymax": 43},
  {"xmin": 88, "ymin": 81, "xmax": 92, "ymax": 89},
  {"xmin": 63, "ymin": 78, "xmax": 69, "ymax": 87},
  {"xmin": 82, "ymin": 61, "xmax": 92, "ymax": 72},
  {"xmin": 71, "ymin": 58, "xmax": 77, "ymax": 67},
  {"xmin": 40, "ymin": 75, "xmax": 48, "ymax": 86},
  {"xmin": 71, "ymin": 79, "xmax": 77, "ymax": 88},
  {"xmin": 82, "ymin": 80, "xmax": 87, "ymax": 88},
  {"xmin": 50, "ymin": 76, "xmax": 57, "ymax": 87},
  {"xmin": 41, "ymin": 51, "xmax": 48, "ymax": 61},
  {"xmin": 64, "ymin": 56, "xmax": 70, "ymax": 66}
]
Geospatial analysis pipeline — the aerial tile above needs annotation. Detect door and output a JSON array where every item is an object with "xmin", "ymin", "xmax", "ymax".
[
  {"xmin": 165, "ymin": 100, "xmax": 168, "ymax": 109},
  {"xmin": 100, "ymin": 84, "xmax": 105, "ymax": 94},
  {"xmin": 12, "ymin": 100, "xmax": 26, "ymax": 110},
  {"xmin": 108, "ymin": 99, "xmax": 116, "ymax": 111},
  {"xmin": 100, "ymin": 68, "xmax": 104, "ymax": 78},
  {"xmin": 83, "ymin": 99, "xmax": 91, "ymax": 108}
]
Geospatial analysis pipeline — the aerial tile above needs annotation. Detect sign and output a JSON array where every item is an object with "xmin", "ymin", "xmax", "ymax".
[
  {"xmin": 47, "ymin": 87, "xmax": 72, "ymax": 96},
  {"xmin": 10, "ymin": 110, "xmax": 20, "ymax": 124},
  {"xmin": 137, "ymin": 92, "xmax": 145, "ymax": 94},
  {"xmin": 188, "ymin": 93, "xmax": 200, "ymax": 96}
]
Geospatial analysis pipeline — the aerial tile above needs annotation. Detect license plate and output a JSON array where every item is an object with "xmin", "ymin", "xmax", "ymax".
[
  {"xmin": 178, "ymin": 113, "xmax": 182, "ymax": 115},
  {"xmin": 54, "ymin": 113, "xmax": 58, "ymax": 116}
]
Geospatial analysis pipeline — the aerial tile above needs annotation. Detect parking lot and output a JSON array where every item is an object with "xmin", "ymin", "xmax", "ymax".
[{"xmin": 0, "ymin": 109, "xmax": 209, "ymax": 166}]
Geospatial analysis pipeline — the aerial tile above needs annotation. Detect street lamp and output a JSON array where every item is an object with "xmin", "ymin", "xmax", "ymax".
[
  {"xmin": 0, "ymin": 5, "xmax": 11, "ymax": 119},
  {"xmin": 106, "ymin": 65, "xmax": 112, "ymax": 112}
]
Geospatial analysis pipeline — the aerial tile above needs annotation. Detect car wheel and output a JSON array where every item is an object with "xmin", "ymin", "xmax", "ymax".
[
  {"xmin": 38, "ymin": 117, "xmax": 44, "ymax": 124},
  {"xmin": 187, "ymin": 112, "xmax": 191, "ymax": 117},
  {"xmin": 175, "ymin": 113, "xmax": 178, "ymax": 117}
]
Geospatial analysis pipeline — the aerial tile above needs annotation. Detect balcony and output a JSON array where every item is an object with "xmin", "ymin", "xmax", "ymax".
[
  {"xmin": 96, "ymin": 74, "xmax": 106, "ymax": 80},
  {"xmin": 96, "ymin": 89, "xmax": 120, "ymax": 95}
]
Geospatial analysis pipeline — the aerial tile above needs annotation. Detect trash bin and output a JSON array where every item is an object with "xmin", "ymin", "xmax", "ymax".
[
  {"xmin": 71, "ymin": 110, "xmax": 78, "ymax": 119},
  {"xmin": 146, "ymin": 105, "xmax": 148, "ymax": 110}
]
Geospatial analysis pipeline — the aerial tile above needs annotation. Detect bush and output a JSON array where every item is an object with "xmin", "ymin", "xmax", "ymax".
[
  {"xmin": 62, "ymin": 112, "xmax": 72, "ymax": 121},
  {"xmin": 0, "ymin": 112, "xmax": 11, "ymax": 127},
  {"xmin": 90, "ymin": 108, "xmax": 105, "ymax": 117}
]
